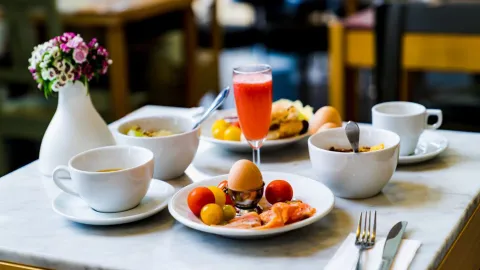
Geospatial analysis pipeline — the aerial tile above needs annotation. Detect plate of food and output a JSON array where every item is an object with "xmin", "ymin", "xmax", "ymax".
[
  {"xmin": 168, "ymin": 159, "xmax": 335, "ymax": 239},
  {"xmin": 200, "ymin": 99, "xmax": 314, "ymax": 152}
]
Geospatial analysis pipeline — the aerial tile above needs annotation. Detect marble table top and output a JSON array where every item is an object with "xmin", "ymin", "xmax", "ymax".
[{"xmin": 1, "ymin": 105, "xmax": 479, "ymax": 270}]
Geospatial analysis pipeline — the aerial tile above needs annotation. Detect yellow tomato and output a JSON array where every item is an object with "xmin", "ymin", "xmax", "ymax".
[
  {"xmin": 224, "ymin": 126, "xmax": 241, "ymax": 141},
  {"xmin": 212, "ymin": 120, "xmax": 229, "ymax": 133},
  {"xmin": 222, "ymin": 205, "xmax": 236, "ymax": 221},
  {"xmin": 200, "ymin": 203, "xmax": 224, "ymax": 225},
  {"xmin": 208, "ymin": 186, "xmax": 226, "ymax": 206}
]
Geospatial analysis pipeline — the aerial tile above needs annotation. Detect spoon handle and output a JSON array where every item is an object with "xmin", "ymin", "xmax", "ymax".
[{"xmin": 192, "ymin": 86, "xmax": 230, "ymax": 130}]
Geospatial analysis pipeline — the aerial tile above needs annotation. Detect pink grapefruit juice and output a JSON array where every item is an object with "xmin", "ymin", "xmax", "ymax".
[{"xmin": 233, "ymin": 73, "xmax": 272, "ymax": 141}]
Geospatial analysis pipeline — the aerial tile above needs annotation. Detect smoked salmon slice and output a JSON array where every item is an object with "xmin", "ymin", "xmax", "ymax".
[
  {"xmin": 256, "ymin": 201, "xmax": 316, "ymax": 229},
  {"xmin": 222, "ymin": 212, "xmax": 262, "ymax": 229}
]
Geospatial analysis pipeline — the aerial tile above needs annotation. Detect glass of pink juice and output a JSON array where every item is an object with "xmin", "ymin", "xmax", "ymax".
[{"xmin": 233, "ymin": 64, "xmax": 272, "ymax": 165}]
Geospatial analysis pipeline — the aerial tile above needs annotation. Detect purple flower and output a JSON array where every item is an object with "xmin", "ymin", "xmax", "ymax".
[
  {"xmin": 88, "ymin": 38, "xmax": 98, "ymax": 48},
  {"xmin": 73, "ymin": 48, "xmax": 87, "ymax": 63},
  {"xmin": 60, "ymin": 44, "xmax": 71, "ymax": 53}
]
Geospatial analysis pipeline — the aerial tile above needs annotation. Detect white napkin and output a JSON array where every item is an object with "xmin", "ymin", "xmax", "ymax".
[{"xmin": 325, "ymin": 233, "xmax": 421, "ymax": 270}]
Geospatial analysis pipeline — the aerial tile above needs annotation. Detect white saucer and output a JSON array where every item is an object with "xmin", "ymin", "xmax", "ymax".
[
  {"xmin": 201, "ymin": 109, "xmax": 309, "ymax": 152},
  {"xmin": 398, "ymin": 131, "xmax": 448, "ymax": 165},
  {"xmin": 168, "ymin": 172, "xmax": 335, "ymax": 239},
  {"xmin": 52, "ymin": 179, "xmax": 175, "ymax": 225}
]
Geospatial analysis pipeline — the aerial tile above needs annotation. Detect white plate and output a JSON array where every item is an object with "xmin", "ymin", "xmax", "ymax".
[
  {"xmin": 168, "ymin": 172, "xmax": 335, "ymax": 239},
  {"xmin": 398, "ymin": 131, "xmax": 448, "ymax": 165},
  {"xmin": 52, "ymin": 179, "xmax": 175, "ymax": 225},
  {"xmin": 200, "ymin": 109, "xmax": 309, "ymax": 152}
]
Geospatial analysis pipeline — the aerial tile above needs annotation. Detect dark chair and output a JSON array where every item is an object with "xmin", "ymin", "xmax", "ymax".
[{"xmin": 374, "ymin": 3, "xmax": 480, "ymax": 130}]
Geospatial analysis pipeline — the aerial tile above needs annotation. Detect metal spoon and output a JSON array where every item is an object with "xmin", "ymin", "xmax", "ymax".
[
  {"xmin": 345, "ymin": 121, "xmax": 360, "ymax": 153},
  {"xmin": 192, "ymin": 86, "xmax": 230, "ymax": 130}
]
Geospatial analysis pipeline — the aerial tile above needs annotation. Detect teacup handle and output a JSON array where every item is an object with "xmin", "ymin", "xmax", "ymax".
[
  {"xmin": 52, "ymin": 165, "xmax": 79, "ymax": 197},
  {"xmin": 426, "ymin": 109, "xmax": 442, "ymax": 130}
]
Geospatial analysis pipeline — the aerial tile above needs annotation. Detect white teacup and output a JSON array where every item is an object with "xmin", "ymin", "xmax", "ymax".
[
  {"xmin": 52, "ymin": 146, "xmax": 154, "ymax": 213},
  {"xmin": 372, "ymin": 101, "xmax": 442, "ymax": 156}
]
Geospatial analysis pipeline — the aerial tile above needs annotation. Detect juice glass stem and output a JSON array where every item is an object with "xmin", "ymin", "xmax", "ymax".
[{"xmin": 249, "ymin": 139, "xmax": 263, "ymax": 166}]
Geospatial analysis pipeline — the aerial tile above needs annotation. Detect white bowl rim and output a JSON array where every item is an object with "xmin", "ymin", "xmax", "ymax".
[
  {"xmin": 115, "ymin": 115, "xmax": 199, "ymax": 140},
  {"xmin": 308, "ymin": 126, "xmax": 400, "ymax": 156},
  {"xmin": 68, "ymin": 145, "xmax": 154, "ymax": 175}
]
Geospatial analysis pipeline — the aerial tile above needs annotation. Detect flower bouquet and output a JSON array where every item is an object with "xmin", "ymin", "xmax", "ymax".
[
  {"xmin": 28, "ymin": 32, "xmax": 112, "ymax": 97},
  {"xmin": 32, "ymin": 32, "xmax": 116, "ymax": 176}
]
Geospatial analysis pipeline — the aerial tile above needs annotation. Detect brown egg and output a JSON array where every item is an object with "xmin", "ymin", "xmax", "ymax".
[
  {"xmin": 317, "ymin": 122, "xmax": 341, "ymax": 132},
  {"xmin": 227, "ymin": 159, "xmax": 263, "ymax": 191},
  {"xmin": 308, "ymin": 106, "xmax": 342, "ymax": 134}
]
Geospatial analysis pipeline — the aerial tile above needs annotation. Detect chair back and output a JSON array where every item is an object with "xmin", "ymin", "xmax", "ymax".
[
  {"xmin": 374, "ymin": 3, "xmax": 480, "ymax": 103},
  {"xmin": 0, "ymin": 0, "xmax": 61, "ymax": 84}
]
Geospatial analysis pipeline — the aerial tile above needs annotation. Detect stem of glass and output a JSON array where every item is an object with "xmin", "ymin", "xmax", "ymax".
[{"xmin": 249, "ymin": 140, "xmax": 263, "ymax": 166}]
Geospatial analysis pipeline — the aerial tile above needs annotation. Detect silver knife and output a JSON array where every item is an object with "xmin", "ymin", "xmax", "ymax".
[{"xmin": 379, "ymin": 221, "xmax": 408, "ymax": 270}]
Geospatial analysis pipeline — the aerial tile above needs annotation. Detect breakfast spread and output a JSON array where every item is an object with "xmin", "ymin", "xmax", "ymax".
[
  {"xmin": 329, "ymin": 143, "xmax": 385, "ymax": 153},
  {"xmin": 211, "ymin": 99, "xmax": 313, "ymax": 141},
  {"xmin": 186, "ymin": 160, "xmax": 316, "ymax": 229},
  {"xmin": 125, "ymin": 125, "xmax": 175, "ymax": 137}
]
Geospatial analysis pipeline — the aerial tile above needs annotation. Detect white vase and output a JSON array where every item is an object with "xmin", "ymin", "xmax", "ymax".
[{"xmin": 39, "ymin": 81, "xmax": 116, "ymax": 176}]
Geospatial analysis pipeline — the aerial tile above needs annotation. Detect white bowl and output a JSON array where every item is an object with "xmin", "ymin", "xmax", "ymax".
[
  {"xmin": 308, "ymin": 127, "xmax": 400, "ymax": 199},
  {"xmin": 114, "ymin": 116, "xmax": 200, "ymax": 180}
]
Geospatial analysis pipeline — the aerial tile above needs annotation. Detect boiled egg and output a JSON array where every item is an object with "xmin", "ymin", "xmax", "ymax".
[
  {"xmin": 227, "ymin": 159, "xmax": 263, "ymax": 191},
  {"xmin": 308, "ymin": 106, "xmax": 342, "ymax": 134}
]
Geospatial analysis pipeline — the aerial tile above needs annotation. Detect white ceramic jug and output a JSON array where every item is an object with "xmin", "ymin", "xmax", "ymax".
[{"xmin": 39, "ymin": 81, "xmax": 115, "ymax": 176}]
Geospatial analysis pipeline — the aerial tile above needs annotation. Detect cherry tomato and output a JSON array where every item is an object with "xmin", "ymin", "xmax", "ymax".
[
  {"xmin": 265, "ymin": 180, "xmax": 293, "ymax": 204},
  {"xmin": 200, "ymin": 203, "xmax": 224, "ymax": 225},
  {"xmin": 212, "ymin": 120, "xmax": 229, "ymax": 140},
  {"xmin": 208, "ymin": 186, "xmax": 226, "ymax": 206},
  {"xmin": 224, "ymin": 126, "xmax": 241, "ymax": 141},
  {"xmin": 222, "ymin": 205, "xmax": 236, "ymax": 221},
  {"xmin": 231, "ymin": 121, "xmax": 241, "ymax": 128},
  {"xmin": 218, "ymin": 180, "xmax": 228, "ymax": 191},
  {"xmin": 187, "ymin": 187, "xmax": 215, "ymax": 216},
  {"xmin": 225, "ymin": 193, "xmax": 234, "ymax": 206}
]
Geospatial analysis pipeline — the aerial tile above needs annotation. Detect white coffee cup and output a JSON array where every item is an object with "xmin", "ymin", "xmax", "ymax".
[
  {"xmin": 52, "ymin": 145, "xmax": 154, "ymax": 213},
  {"xmin": 372, "ymin": 101, "xmax": 442, "ymax": 156}
]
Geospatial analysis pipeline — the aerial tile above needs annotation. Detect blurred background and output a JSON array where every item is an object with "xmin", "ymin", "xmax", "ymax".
[{"xmin": 0, "ymin": 0, "xmax": 479, "ymax": 175}]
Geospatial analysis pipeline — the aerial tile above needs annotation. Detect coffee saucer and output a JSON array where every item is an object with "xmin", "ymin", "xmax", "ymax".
[
  {"xmin": 398, "ymin": 131, "xmax": 448, "ymax": 165},
  {"xmin": 52, "ymin": 179, "xmax": 175, "ymax": 225}
]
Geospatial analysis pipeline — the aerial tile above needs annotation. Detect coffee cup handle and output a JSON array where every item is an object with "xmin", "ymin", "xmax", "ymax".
[
  {"xmin": 426, "ymin": 109, "xmax": 443, "ymax": 130},
  {"xmin": 52, "ymin": 165, "xmax": 79, "ymax": 197}
]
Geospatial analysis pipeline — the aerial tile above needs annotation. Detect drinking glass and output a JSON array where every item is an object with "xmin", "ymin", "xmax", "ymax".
[{"xmin": 233, "ymin": 64, "xmax": 273, "ymax": 166}]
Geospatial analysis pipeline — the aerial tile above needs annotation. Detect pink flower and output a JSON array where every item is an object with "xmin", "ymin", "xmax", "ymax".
[
  {"xmin": 88, "ymin": 38, "xmax": 98, "ymax": 48},
  {"xmin": 60, "ymin": 44, "xmax": 71, "ymax": 53},
  {"xmin": 66, "ymin": 36, "xmax": 83, "ymax": 48},
  {"xmin": 73, "ymin": 48, "xmax": 87, "ymax": 63}
]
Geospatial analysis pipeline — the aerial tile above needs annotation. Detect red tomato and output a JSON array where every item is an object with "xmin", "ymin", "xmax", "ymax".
[
  {"xmin": 187, "ymin": 187, "xmax": 215, "ymax": 216},
  {"xmin": 225, "ymin": 193, "xmax": 234, "ymax": 206},
  {"xmin": 218, "ymin": 180, "xmax": 228, "ymax": 191},
  {"xmin": 265, "ymin": 180, "xmax": 293, "ymax": 204},
  {"xmin": 232, "ymin": 122, "xmax": 241, "ymax": 129}
]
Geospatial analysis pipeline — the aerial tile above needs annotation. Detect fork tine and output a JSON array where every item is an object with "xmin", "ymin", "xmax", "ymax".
[
  {"xmin": 361, "ymin": 211, "xmax": 366, "ymax": 242},
  {"xmin": 366, "ymin": 211, "xmax": 371, "ymax": 242},
  {"xmin": 355, "ymin": 212, "xmax": 362, "ymax": 242},
  {"xmin": 372, "ymin": 211, "xmax": 377, "ymax": 243}
]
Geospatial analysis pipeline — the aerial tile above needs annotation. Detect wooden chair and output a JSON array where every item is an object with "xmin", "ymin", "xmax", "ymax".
[
  {"xmin": 328, "ymin": 4, "xmax": 480, "ymax": 124},
  {"xmin": 375, "ymin": 3, "xmax": 480, "ymax": 130}
]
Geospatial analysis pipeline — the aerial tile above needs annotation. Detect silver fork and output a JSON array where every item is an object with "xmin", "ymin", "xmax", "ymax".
[{"xmin": 354, "ymin": 211, "xmax": 377, "ymax": 270}]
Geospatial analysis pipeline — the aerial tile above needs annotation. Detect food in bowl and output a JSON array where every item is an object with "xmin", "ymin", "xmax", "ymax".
[
  {"xmin": 329, "ymin": 143, "xmax": 385, "ymax": 153},
  {"xmin": 115, "ymin": 116, "xmax": 200, "ymax": 180},
  {"xmin": 308, "ymin": 127, "xmax": 400, "ymax": 199},
  {"xmin": 186, "ymin": 160, "xmax": 316, "ymax": 229},
  {"xmin": 211, "ymin": 99, "xmax": 312, "ymax": 141},
  {"xmin": 125, "ymin": 125, "xmax": 175, "ymax": 137}
]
